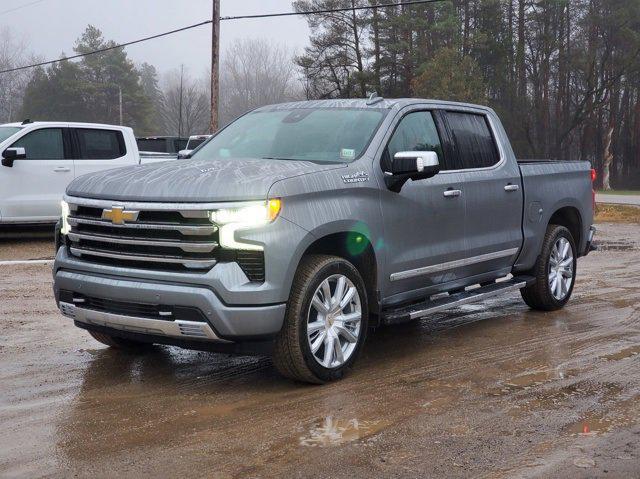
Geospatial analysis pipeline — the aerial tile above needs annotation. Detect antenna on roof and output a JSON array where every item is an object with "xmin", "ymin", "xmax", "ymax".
[
  {"xmin": 21, "ymin": 119, "xmax": 33, "ymax": 125},
  {"xmin": 366, "ymin": 92, "xmax": 383, "ymax": 106}
]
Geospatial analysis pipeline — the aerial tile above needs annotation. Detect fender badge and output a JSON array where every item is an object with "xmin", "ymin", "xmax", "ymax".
[{"xmin": 341, "ymin": 171, "xmax": 369, "ymax": 184}]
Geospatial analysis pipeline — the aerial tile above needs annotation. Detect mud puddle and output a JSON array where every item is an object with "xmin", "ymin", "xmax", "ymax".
[{"xmin": 299, "ymin": 417, "xmax": 390, "ymax": 447}]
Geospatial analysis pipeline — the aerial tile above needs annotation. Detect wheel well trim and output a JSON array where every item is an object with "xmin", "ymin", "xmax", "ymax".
[{"xmin": 289, "ymin": 224, "xmax": 380, "ymax": 314}]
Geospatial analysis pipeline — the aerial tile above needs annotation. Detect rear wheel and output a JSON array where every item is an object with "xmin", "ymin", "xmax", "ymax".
[
  {"xmin": 88, "ymin": 331, "xmax": 152, "ymax": 351},
  {"xmin": 521, "ymin": 225, "xmax": 577, "ymax": 311},
  {"xmin": 273, "ymin": 255, "xmax": 368, "ymax": 383}
]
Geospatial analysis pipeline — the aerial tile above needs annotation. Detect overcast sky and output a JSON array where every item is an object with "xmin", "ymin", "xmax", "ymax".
[{"xmin": 1, "ymin": 0, "xmax": 310, "ymax": 76}]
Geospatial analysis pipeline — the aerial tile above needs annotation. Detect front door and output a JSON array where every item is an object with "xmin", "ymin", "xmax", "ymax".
[
  {"xmin": 0, "ymin": 127, "xmax": 74, "ymax": 222},
  {"xmin": 379, "ymin": 110, "xmax": 467, "ymax": 302}
]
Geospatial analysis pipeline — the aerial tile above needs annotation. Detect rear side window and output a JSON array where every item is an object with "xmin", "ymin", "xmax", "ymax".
[
  {"xmin": 137, "ymin": 138, "xmax": 167, "ymax": 153},
  {"xmin": 76, "ymin": 129, "xmax": 125, "ymax": 160},
  {"xmin": 383, "ymin": 111, "xmax": 444, "ymax": 172},
  {"xmin": 445, "ymin": 112, "xmax": 499, "ymax": 170},
  {"xmin": 11, "ymin": 128, "xmax": 65, "ymax": 160}
]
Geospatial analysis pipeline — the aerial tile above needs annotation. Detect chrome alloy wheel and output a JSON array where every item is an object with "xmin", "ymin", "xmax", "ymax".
[
  {"xmin": 307, "ymin": 274, "xmax": 362, "ymax": 369},
  {"xmin": 548, "ymin": 237, "xmax": 574, "ymax": 301}
]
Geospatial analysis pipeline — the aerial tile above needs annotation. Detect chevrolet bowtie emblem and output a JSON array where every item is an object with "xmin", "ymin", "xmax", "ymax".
[{"xmin": 102, "ymin": 206, "xmax": 138, "ymax": 225}]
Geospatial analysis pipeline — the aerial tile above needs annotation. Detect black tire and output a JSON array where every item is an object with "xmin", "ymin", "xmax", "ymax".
[
  {"xmin": 88, "ymin": 331, "xmax": 152, "ymax": 351},
  {"xmin": 273, "ymin": 254, "xmax": 369, "ymax": 384},
  {"xmin": 521, "ymin": 224, "xmax": 577, "ymax": 311}
]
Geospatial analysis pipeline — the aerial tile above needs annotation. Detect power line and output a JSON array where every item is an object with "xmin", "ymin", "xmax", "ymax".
[
  {"xmin": 0, "ymin": 20, "xmax": 213, "ymax": 74},
  {"xmin": 0, "ymin": 0, "xmax": 48, "ymax": 17},
  {"xmin": 220, "ymin": 0, "xmax": 447, "ymax": 20},
  {"xmin": 0, "ymin": 0, "xmax": 448, "ymax": 75}
]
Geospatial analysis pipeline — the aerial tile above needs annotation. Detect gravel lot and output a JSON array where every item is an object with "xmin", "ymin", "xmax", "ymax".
[{"xmin": 1, "ymin": 222, "xmax": 639, "ymax": 478}]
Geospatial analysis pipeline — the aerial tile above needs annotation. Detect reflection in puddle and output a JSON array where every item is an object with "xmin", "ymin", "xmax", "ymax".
[
  {"xmin": 299, "ymin": 416, "xmax": 386, "ymax": 447},
  {"xmin": 565, "ymin": 396, "xmax": 639, "ymax": 436}
]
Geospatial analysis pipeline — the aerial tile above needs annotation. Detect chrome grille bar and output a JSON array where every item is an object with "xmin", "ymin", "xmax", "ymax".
[
  {"xmin": 67, "ymin": 216, "xmax": 217, "ymax": 236},
  {"xmin": 67, "ymin": 232, "xmax": 218, "ymax": 253},
  {"xmin": 70, "ymin": 246, "xmax": 217, "ymax": 269}
]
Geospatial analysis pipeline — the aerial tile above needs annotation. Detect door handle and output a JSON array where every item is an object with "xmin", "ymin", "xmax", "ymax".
[
  {"xmin": 53, "ymin": 167, "xmax": 71, "ymax": 173},
  {"xmin": 504, "ymin": 184, "xmax": 520, "ymax": 192},
  {"xmin": 443, "ymin": 189, "xmax": 462, "ymax": 198}
]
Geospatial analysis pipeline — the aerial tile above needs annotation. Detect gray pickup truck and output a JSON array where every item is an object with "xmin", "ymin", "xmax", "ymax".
[{"xmin": 53, "ymin": 99, "xmax": 596, "ymax": 383}]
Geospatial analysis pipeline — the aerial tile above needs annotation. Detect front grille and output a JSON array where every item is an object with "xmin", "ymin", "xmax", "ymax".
[
  {"xmin": 59, "ymin": 290, "xmax": 208, "ymax": 322},
  {"xmin": 66, "ymin": 201, "xmax": 219, "ymax": 272},
  {"xmin": 65, "ymin": 198, "xmax": 266, "ymax": 281}
]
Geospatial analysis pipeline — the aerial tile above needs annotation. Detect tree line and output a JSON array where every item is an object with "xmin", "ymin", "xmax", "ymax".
[
  {"xmin": 1, "ymin": 1, "xmax": 639, "ymax": 189},
  {"xmin": 295, "ymin": 0, "xmax": 640, "ymax": 189},
  {"xmin": 0, "ymin": 26, "xmax": 300, "ymax": 138}
]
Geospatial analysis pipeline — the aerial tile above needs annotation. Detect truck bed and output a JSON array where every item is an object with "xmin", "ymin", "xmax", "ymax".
[{"xmin": 514, "ymin": 159, "xmax": 594, "ymax": 273}]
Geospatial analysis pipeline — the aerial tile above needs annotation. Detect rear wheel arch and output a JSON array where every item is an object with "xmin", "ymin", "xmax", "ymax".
[{"xmin": 548, "ymin": 206, "xmax": 582, "ymax": 247}]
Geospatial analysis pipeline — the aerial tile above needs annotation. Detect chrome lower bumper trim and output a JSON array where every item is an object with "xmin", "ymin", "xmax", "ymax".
[{"xmin": 59, "ymin": 302, "xmax": 230, "ymax": 342}]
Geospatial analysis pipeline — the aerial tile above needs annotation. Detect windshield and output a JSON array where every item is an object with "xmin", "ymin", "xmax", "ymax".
[
  {"xmin": 194, "ymin": 107, "xmax": 387, "ymax": 163},
  {"xmin": 0, "ymin": 127, "xmax": 22, "ymax": 143}
]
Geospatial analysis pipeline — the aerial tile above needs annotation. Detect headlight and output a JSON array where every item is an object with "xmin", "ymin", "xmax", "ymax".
[
  {"xmin": 209, "ymin": 199, "xmax": 281, "ymax": 250},
  {"xmin": 60, "ymin": 200, "xmax": 70, "ymax": 235}
]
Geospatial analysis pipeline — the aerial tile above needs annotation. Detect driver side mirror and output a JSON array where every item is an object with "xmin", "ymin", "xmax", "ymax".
[
  {"xmin": 385, "ymin": 151, "xmax": 440, "ymax": 192},
  {"xmin": 2, "ymin": 147, "xmax": 26, "ymax": 167}
]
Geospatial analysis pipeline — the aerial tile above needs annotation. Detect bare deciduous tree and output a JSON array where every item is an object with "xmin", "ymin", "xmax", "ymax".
[
  {"xmin": 0, "ymin": 28, "xmax": 38, "ymax": 123},
  {"xmin": 219, "ymin": 39, "xmax": 302, "ymax": 125},
  {"xmin": 160, "ymin": 68, "xmax": 210, "ymax": 136}
]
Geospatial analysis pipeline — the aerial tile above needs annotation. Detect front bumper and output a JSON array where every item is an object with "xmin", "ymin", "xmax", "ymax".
[{"xmin": 54, "ymin": 269, "xmax": 286, "ymax": 342}]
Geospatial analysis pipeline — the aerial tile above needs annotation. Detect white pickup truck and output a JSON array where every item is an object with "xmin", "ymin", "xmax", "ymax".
[{"xmin": 0, "ymin": 121, "xmax": 175, "ymax": 225}]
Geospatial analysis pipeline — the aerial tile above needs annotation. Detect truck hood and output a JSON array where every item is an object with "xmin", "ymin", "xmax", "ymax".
[{"xmin": 66, "ymin": 158, "xmax": 344, "ymax": 202}]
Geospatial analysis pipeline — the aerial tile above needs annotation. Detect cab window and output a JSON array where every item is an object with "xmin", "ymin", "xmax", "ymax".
[
  {"xmin": 76, "ymin": 129, "xmax": 125, "ymax": 160},
  {"xmin": 383, "ymin": 111, "xmax": 443, "ymax": 172},
  {"xmin": 11, "ymin": 128, "xmax": 65, "ymax": 160},
  {"xmin": 445, "ymin": 112, "xmax": 500, "ymax": 170}
]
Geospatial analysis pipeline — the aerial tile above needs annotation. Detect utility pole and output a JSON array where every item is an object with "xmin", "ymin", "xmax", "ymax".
[
  {"xmin": 210, "ymin": 0, "xmax": 220, "ymax": 133},
  {"xmin": 178, "ymin": 64, "xmax": 184, "ymax": 137},
  {"xmin": 118, "ymin": 86, "xmax": 123, "ymax": 126}
]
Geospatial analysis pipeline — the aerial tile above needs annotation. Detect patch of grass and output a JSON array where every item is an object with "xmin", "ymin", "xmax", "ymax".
[
  {"xmin": 597, "ymin": 190, "xmax": 640, "ymax": 196},
  {"xmin": 595, "ymin": 204, "xmax": 640, "ymax": 223}
]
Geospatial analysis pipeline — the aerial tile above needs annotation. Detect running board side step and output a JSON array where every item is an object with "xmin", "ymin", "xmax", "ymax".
[{"xmin": 381, "ymin": 276, "xmax": 535, "ymax": 325}]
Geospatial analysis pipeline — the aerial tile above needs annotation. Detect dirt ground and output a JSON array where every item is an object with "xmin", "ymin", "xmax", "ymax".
[{"xmin": 1, "ymin": 222, "xmax": 639, "ymax": 478}]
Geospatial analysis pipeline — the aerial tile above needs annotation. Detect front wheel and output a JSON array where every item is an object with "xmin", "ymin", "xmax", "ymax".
[
  {"xmin": 521, "ymin": 225, "xmax": 577, "ymax": 311},
  {"xmin": 273, "ymin": 254, "xmax": 368, "ymax": 383}
]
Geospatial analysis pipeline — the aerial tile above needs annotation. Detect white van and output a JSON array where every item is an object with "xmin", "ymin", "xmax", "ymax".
[{"xmin": 0, "ymin": 121, "xmax": 174, "ymax": 225}]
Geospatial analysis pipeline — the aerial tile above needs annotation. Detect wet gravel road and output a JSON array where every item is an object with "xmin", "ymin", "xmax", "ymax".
[{"xmin": 1, "ymin": 223, "xmax": 639, "ymax": 478}]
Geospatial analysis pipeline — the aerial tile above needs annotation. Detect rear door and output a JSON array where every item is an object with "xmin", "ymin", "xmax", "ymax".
[
  {"xmin": 1, "ymin": 126, "xmax": 74, "ymax": 222},
  {"xmin": 72, "ymin": 127, "xmax": 132, "ymax": 179},
  {"xmin": 441, "ymin": 110, "xmax": 523, "ymax": 277}
]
